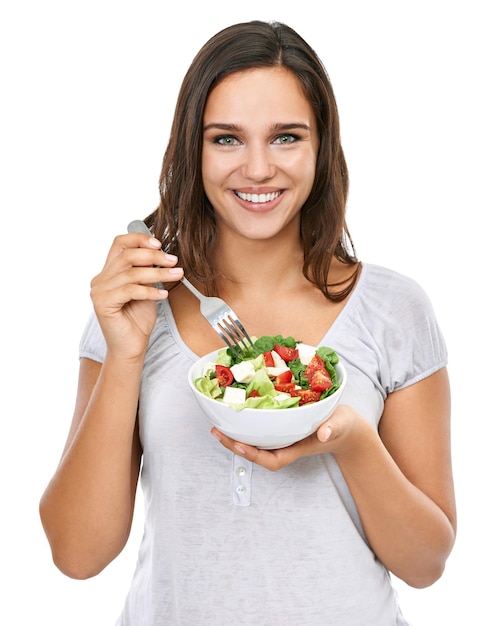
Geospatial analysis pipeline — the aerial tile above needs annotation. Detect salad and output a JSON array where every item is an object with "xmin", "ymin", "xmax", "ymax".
[{"xmin": 193, "ymin": 335, "xmax": 341, "ymax": 411}]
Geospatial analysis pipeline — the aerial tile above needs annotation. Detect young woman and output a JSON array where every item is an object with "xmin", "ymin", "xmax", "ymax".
[{"xmin": 40, "ymin": 21, "xmax": 456, "ymax": 625}]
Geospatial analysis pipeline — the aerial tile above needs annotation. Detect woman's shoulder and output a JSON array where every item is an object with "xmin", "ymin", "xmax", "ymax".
[
  {"xmin": 346, "ymin": 262, "xmax": 443, "ymax": 343},
  {"xmin": 358, "ymin": 263, "xmax": 434, "ymax": 310},
  {"xmin": 362, "ymin": 262, "xmax": 423, "ymax": 289},
  {"xmin": 346, "ymin": 262, "xmax": 447, "ymax": 392}
]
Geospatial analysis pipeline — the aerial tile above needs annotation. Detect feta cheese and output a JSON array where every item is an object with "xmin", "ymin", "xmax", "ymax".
[
  {"xmin": 297, "ymin": 343, "xmax": 317, "ymax": 365},
  {"xmin": 230, "ymin": 360, "xmax": 256, "ymax": 383},
  {"xmin": 274, "ymin": 392, "xmax": 292, "ymax": 401},
  {"xmin": 222, "ymin": 386, "xmax": 246, "ymax": 405},
  {"xmin": 202, "ymin": 362, "xmax": 217, "ymax": 377},
  {"xmin": 266, "ymin": 366, "xmax": 290, "ymax": 377},
  {"xmin": 271, "ymin": 350, "xmax": 287, "ymax": 368}
]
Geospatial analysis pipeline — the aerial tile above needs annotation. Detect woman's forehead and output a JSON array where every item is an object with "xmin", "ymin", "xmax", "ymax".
[{"xmin": 203, "ymin": 67, "xmax": 314, "ymax": 127}]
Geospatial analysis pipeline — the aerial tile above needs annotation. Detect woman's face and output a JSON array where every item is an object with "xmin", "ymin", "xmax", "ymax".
[{"xmin": 201, "ymin": 67, "xmax": 319, "ymax": 242}]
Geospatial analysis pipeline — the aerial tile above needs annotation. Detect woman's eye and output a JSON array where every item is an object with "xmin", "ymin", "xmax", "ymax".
[
  {"xmin": 215, "ymin": 135, "xmax": 239, "ymax": 146},
  {"xmin": 273, "ymin": 134, "xmax": 298, "ymax": 145}
]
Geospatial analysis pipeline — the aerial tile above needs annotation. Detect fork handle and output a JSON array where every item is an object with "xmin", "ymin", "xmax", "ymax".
[
  {"xmin": 127, "ymin": 219, "xmax": 153, "ymax": 237},
  {"xmin": 180, "ymin": 277, "xmax": 206, "ymax": 302}
]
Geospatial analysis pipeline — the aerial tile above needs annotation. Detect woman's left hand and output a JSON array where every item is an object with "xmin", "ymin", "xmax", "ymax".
[{"xmin": 211, "ymin": 404, "xmax": 362, "ymax": 471}]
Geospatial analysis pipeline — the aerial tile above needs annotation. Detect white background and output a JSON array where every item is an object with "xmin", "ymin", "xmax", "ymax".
[{"xmin": 1, "ymin": 1, "xmax": 499, "ymax": 624}]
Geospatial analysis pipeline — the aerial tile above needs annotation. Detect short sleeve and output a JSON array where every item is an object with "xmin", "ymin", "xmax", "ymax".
[
  {"xmin": 79, "ymin": 311, "xmax": 107, "ymax": 363},
  {"xmin": 378, "ymin": 271, "xmax": 448, "ymax": 393}
]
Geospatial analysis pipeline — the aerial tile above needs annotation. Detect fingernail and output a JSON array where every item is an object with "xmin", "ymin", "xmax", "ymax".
[
  {"xmin": 168, "ymin": 267, "xmax": 183, "ymax": 276},
  {"xmin": 148, "ymin": 238, "xmax": 162, "ymax": 248},
  {"xmin": 235, "ymin": 444, "xmax": 246, "ymax": 456},
  {"xmin": 320, "ymin": 425, "xmax": 332, "ymax": 442},
  {"xmin": 164, "ymin": 253, "xmax": 178, "ymax": 262}
]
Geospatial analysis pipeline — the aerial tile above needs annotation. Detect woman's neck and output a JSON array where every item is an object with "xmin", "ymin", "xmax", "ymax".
[{"xmin": 208, "ymin": 231, "xmax": 305, "ymax": 295}]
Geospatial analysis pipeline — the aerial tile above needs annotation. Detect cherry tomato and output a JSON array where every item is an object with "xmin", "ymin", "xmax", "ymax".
[
  {"xmin": 309, "ymin": 368, "xmax": 332, "ymax": 391},
  {"xmin": 305, "ymin": 354, "xmax": 325, "ymax": 377},
  {"xmin": 273, "ymin": 344, "xmax": 299, "ymax": 362},
  {"xmin": 274, "ymin": 382, "xmax": 297, "ymax": 393},
  {"xmin": 215, "ymin": 365, "xmax": 233, "ymax": 387},
  {"xmin": 297, "ymin": 389, "xmax": 321, "ymax": 405},
  {"xmin": 263, "ymin": 351, "xmax": 275, "ymax": 367},
  {"xmin": 274, "ymin": 370, "xmax": 293, "ymax": 384}
]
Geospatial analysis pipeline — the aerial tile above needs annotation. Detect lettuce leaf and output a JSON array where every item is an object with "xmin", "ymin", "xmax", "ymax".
[
  {"xmin": 194, "ymin": 376, "xmax": 222, "ymax": 399},
  {"xmin": 245, "ymin": 367, "xmax": 276, "ymax": 397}
]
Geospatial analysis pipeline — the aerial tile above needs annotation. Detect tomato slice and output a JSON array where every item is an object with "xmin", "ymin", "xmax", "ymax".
[
  {"xmin": 263, "ymin": 351, "xmax": 275, "ymax": 367},
  {"xmin": 309, "ymin": 368, "xmax": 332, "ymax": 391},
  {"xmin": 305, "ymin": 354, "xmax": 325, "ymax": 377},
  {"xmin": 248, "ymin": 390, "xmax": 261, "ymax": 397},
  {"xmin": 274, "ymin": 344, "xmax": 299, "ymax": 362},
  {"xmin": 274, "ymin": 382, "xmax": 297, "ymax": 393},
  {"xmin": 215, "ymin": 364, "xmax": 233, "ymax": 387},
  {"xmin": 297, "ymin": 389, "xmax": 321, "ymax": 405},
  {"xmin": 274, "ymin": 370, "xmax": 293, "ymax": 384}
]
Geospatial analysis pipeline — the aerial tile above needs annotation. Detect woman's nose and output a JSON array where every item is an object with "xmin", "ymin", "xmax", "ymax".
[{"xmin": 241, "ymin": 144, "xmax": 275, "ymax": 181}]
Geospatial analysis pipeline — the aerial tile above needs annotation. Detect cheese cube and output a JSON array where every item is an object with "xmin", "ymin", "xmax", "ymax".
[
  {"xmin": 230, "ymin": 360, "xmax": 256, "ymax": 383},
  {"xmin": 297, "ymin": 344, "xmax": 317, "ymax": 365},
  {"xmin": 222, "ymin": 386, "xmax": 246, "ymax": 405}
]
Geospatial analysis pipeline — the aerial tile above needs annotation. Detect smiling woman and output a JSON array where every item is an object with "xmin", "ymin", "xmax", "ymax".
[
  {"xmin": 201, "ymin": 67, "xmax": 319, "ymax": 243},
  {"xmin": 39, "ymin": 19, "xmax": 456, "ymax": 626}
]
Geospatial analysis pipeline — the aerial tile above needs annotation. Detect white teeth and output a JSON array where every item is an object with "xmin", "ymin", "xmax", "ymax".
[{"xmin": 236, "ymin": 191, "xmax": 280, "ymax": 203}]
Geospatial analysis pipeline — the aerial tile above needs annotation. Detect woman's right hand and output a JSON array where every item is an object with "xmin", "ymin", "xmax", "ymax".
[{"xmin": 90, "ymin": 232, "xmax": 183, "ymax": 360}]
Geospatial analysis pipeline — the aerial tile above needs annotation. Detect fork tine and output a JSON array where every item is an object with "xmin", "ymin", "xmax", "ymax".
[
  {"xmin": 216, "ymin": 315, "xmax": 253, "ymax": 357},
  {"xmin": 229, "ymin": 316, "xmax": 255, "ymax": 349},
  {"xmin": 214, "ymin": 325, "xmax": 245, "ymax": 359},
  {"xmin": 219, "ymin": 316, "xmax": 254, "ymax": 350}
]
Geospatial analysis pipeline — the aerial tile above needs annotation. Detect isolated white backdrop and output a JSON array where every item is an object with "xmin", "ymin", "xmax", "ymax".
[{"xmin": 1, "ymin": 1, "xmax": 499, "ymax": 624}]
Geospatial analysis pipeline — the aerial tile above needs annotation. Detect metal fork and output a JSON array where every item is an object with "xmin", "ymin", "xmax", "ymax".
[{"xmin": 127, "ymin": 220, "xmax": 254, "ymax": 358}]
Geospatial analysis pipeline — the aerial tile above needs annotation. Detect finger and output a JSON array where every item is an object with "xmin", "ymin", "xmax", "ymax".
[
  {"xmin": 110, "ymin": 247, "xmax": 179, "ymax": 273},
  {"xmin": 115, "ymin": 232, "xmax": 163, "ymax": 251},
  {"xmin": 91, "ymin": 269, "xmax": 179, "ymax": 315},
  {"xmin": 96, "ymin": 283, "xmax": 170, "ymax": 311},
  {"xmin": 110, "ymin": 265, "xmax": 183, "ymax": 288},
  {"xmin": 317, "ymin": 420, "xmax": 333, "ymax": 443},
  {"xmin": 211, "ymin": 428, "xmax": 304, "ymax": 471},
  {"xmin": 95, "ymin": 246, "xmax": 182, "ymax": 290},
  {"xmin": 91, "ymin": 266, "xmax": 183, "ymax": 295},
  {"xmin": 316, "ymin": 404, "xmax": 352, "ymax": 443},
  {"xmin": 103, "ymin": 233, "xmax": 167, "ymax": 270}
]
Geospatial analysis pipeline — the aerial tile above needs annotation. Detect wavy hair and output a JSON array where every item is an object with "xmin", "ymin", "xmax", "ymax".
[{"xmin": 145, "ymin": 20, "xmax": 359, "ymax": 301}]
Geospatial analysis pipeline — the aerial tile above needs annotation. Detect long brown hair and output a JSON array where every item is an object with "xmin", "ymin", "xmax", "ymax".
[{"xmin": 145, "ymin": 20, "xmax": 359, "ymax": 301}]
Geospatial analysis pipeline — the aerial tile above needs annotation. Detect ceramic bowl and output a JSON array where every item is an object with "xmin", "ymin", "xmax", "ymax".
[{"xmin": 188, "ymin": 348, "xmax": 347, "ymax": 449}]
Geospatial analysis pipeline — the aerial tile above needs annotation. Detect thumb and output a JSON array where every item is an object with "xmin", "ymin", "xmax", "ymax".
[{"xmin": 317, "ymin": 421, "xmax": 333, "ymax": 443}]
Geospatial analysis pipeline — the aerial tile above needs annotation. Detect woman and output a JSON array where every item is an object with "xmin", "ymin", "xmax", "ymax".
[{"xmin": 40, "ymin": 20, "xmax": 456, "ymax": 625}]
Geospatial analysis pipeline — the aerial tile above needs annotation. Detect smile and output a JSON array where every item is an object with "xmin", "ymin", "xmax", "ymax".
[{"xmin": 234, "ymin": 191, "xmax": 282, "ymax": 203}]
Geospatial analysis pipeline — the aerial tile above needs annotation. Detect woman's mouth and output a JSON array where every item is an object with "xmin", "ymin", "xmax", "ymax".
[{"xmin": 234, "ymin": 190, "xmax": 282, "ymax": 203}]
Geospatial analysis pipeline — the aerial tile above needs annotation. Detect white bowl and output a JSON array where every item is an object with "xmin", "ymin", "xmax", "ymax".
[{"xmin": 188, "ymin": 348, "xmax": 348, "ymax": 449}]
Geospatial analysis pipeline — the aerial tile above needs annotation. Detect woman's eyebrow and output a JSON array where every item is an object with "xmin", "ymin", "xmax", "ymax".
[
  {"xmin": 270, "ymin": 122, "xmax": 312, "ymax": 132},
  {"xmin": 203, "ymin": 122, "xmax": 241, "ymax": 132},
  {"xmin": 203, "ymin": 122, "xmax": 312, "ymax": 132}
]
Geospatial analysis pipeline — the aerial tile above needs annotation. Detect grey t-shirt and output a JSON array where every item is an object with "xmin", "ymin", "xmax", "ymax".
[{"xmin": 79, "ymin": 263, "xmax": 447, "ymax": 625}]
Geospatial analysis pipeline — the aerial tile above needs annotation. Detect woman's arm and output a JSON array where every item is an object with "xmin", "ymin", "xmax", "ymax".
[
  {"xmin": 39, "ymin": 356, "xmax": 143, "ymax": 579},
  {"xmin": 335, "ymin": 367, "xmax": 456, "ymax": 587},
  {"xmin": 211, "ymin": 367, "xmax": 456, "ymax": 588},
  {"xmin": 39, "ymin": 232, "xmax": 183, "ymax": 579}
]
